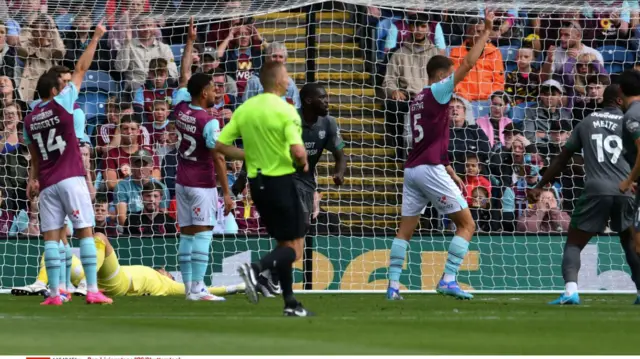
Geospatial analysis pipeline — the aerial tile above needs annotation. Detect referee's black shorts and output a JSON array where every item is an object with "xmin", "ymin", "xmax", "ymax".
[{"xmin": 249, "ymin": 173, "xmax": 306, "ymax": 241}]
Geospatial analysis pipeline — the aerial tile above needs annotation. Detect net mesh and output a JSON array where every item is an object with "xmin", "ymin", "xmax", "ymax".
[{"xmin": 0, "ymin": 0, "xmax": 637, "ymax": 292}]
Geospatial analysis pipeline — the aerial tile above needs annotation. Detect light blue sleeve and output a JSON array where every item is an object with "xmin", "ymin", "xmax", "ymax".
[
  {"xmin": 434, "ymin": 23, "xmax": 446, "ymax": 50},
  {"xmin": 629, "ymin": 0, "xmax": 640, "ymax": 10},
  {"xmin": 114, "ymin": 182, "xmax": 130, "ymax": 204},
  {"xmin": 133, "ymin": 87, "xmax": 145, "ymax": 105},
  {"xmin": 203, "ymin": 119, "xmax": 221, "ymax": 149},
  {"xmin": 242, "ymin": 76, "xmax": 261, "ymax": 103},
  {"xmin": 622, "ymin": 0, "xmax": 632, "ymax": 23},
  {"xmin": 431, "ymin": 74, "xmax": 455, "ymax": 105},
  {"xmin": 502, "ymin": 188, "xmax": 515, "ymax": 213},
  {"xmin": 73, "ymin": 108, "xmax": 86, "ymax": 139},
  {"xmin": 53, "ymin": 83, "xmax": 79, "ymax": 114},
  {"xmin": 6, "ymin": 19, "xmax": 20, "ymax": 36},
  {"xmin": 30, "ymin": 99, "xmax": 40, "ymax": 110},
  {"xmin": 507, "ymin": 8, "xmax": 519, "ymax": 18},
  {"xmin": 22, "ymin": 126, "xmax": 31, "ymax": 145},
  {"xmin": 288, "ymin": 79, "xmax": 301, "ymax": 109},
  {"xmin": 385, "ymin": 23, "xmax": 399, "ymax": 50},
  {"xmin": 9, "ymin": 210, "xmax": 28, "ymax": 235},
  {"xmin": 173, "ymin": 87, "xmax": 191, "ymax": 105}
]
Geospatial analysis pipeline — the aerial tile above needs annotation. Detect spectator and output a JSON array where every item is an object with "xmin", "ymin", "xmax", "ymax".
[
  {"xmin": 505, "ymin": 45, "xmax": 541, "ymax": 105},
  {"xmin": 143, "ymin": 99, "xmax": 170, "ymax": 145},
  {"xmin": 114, "ymin": 148, "xmax": 169, "ymax": 226},
  {"xmin": 105, "ymin": 0, "xmax": 150, "ymax": 28},
  {"xmin": 242, "ymin": 42, "xmax": 300, "ymax": 108},
  {"xmin": 449, "ymin": 17, "xmax": 505, "ymax": 102},
  {"xmin": 133, "ymin": 57, "xmax": 176, "ymax": 119},
  {"xmin": 62, "ymin": 12, "xmax": 110, "ymax": 72},
  {"xmin": 114, "ymin": 14, "xmax": 178, "ymax": 89},
  {"xmin": 123, "ymin": 181, "xmax": 177, "ymax": 236},
  {"xmin": 7, "ymin": 0, "xmax": 42, "ymax": 44},
  {"xmin": 523, "ymin": 79, "xmax": 573, "ymax": 144},
  {"xmin": 217, "ymin": 24, "xmax": 265, "ymax": 99},
  {"xmin": 0, "ymin": 188, "xmax": 17, "ymax": 236},
  {"xmin": 573, "ymin": 73, "xmax": 611, "ymax": 121},
  {"xmin": 226, "ymin": 160, "xmax": 243, "ymax": 188},
  {"xmin": 561, "ymin": 52, "xmax": 607, "ymax": 108},
  {"xmin": 582, "ymin": 0, "xmax": 632, "ymax": 48},
  {"xmin": 208, "ymin": 68, "xmax": 238, "ymax": 126},
  {"xmin": 463, "ymin": 152, "xmax": 491, "ymax": 207},
  {"xmin": 541, "ymin": 22, "xmax": 604, "ymax": 82},
  {"xmin": 517, "ymin": 189, "xmax": 569, "ymax": 232},
  {"xmin": 199, "ymin": 49, "xmax": 238, "ymax": 97},
  {"xmin": 97, "ymin": 98, "xmax": 150, "ymax": 158},
  {"xmin": 105, "ymin": 114, "xmax": 159, "ymax": 191},
  {"xmin": 487, "ymin": 8, "xmax": 522, "ymax": 47},
  {"xmin": 0, "ymin": 76, "xmax": 27, "ymax": 118},
  {"xmin": 80, "ymin": 140, "xmax": 97, "ymax": 201},
  {"xmin": 9, "ymin": 194, "xmax": 40, "ymax": 236},
  {"xmin": 233, "ymin": 183, "xmax": 262, "ymax": 234},
  {"xmin": 0, "ymin": 101, "xmax": 21, "ymax": 154},
  {"xmin": 0, "ymin": 20, "xmax": 18, "ymax": 80},
  {"xmin": 154, "ymin": 120, "xmax": 177, "ymax": 163},
  {"xmin": 475, "ymin": 91, "xmax": 513, "ymax": 151},
  {"xmin": 383, "ymin": 14, "xmax": 439, "ymax": 153},
  {"xmin": 469, "ymin": 186, "xmax": 502, "ymax": 232},
  {"xmin": 160, "ymin": 145, "xmax": 177, "ymax": 198},
  {"xmin": 0, "ymin": 133, "xmax": 29, "ymax": 211},
  {"xmin": 17, "ymin": 14, "xmax": 65, "ymax": 102},
  {"xmin": 93, "ymin": 195, "xmax": 118, "ymax": 237},
  {"xmin": 537, "ymin": 119, "xmax": 573, "ymax": 164},
  {"xmin": 448, "ymin": 96, "xmax": 491, "ymax": 176}
]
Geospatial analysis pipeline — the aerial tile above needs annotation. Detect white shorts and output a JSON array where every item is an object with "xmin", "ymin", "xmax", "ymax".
[
  {"xmin": 401, "ymin": 164, "xmax": 468, "ymax": 216},
  {"xmin": 39, "ymin": 176, "xmax": 95, "ymax": 232},
  {"xmin": 176, "ymin": 184, "xmax": 218, "ymax": 227}
]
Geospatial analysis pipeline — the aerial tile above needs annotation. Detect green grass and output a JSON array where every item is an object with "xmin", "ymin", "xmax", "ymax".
[{"xmin": 1, "ymin": 293, "xmax": 639, "ymax": 354}]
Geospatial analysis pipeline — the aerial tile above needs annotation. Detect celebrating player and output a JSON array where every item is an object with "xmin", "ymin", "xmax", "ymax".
[
  {"xmin": 216, "ymin": 61, "xmax": 311, "ymax": 316},
  {"xmin": 386, "ymin": 12, "xmax": 495, "ymax": 301},
  {"xmin": 254, "ymin": 83, "xmax": 346, "ymax": 297},
  {"xmin": 24, "ymin": 20, "xmax": 111, "ymax": 306},
  {"xmin": 529, "ymin": 84, "xmax": 640, "ymax": 305},
  {"xmin": 173, "ymin": 18, "xmax": 233, "ymax": 301},
  {"xmin": 12, "ymin": 233, "xmax": 245, "ymax": 297}
]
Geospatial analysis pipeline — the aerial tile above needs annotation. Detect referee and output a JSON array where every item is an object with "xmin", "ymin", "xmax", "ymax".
[{"xmin": 216, "ymin": 61, "xmax": 311, "ymax": 317}]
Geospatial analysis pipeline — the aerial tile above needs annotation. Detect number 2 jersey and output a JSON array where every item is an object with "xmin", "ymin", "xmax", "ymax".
[
  {"xmin": 566, "ymin": 107, "xmax": 631, "ymax": 196},
  {"xmin": 172, "ymin": 88, "xmax": 221, "ymax": 188},
  {"xmin": 23, "ymin": 83, "xmax": 85, "ymax": 190},
  {"xmin": 405, "ymin": 74, "xmax": 455, "ymax": 169}
]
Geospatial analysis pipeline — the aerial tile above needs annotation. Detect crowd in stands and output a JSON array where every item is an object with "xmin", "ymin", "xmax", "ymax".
[{"xmin": 0, "ymin": 0, "xmax": 637, "ymax": 236}]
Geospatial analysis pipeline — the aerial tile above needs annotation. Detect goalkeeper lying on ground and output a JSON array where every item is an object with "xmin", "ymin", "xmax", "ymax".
[{"xmin": 12, "ymin": 233, "xmax": 244, "ymax": 298}]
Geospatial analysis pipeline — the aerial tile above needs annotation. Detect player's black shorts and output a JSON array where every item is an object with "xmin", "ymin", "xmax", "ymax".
[
  {"xmin": 249, "ymin": 173, "xmax": 306, "ymax": 241},
  {"xmin": 571, "ymin": 194, "xmax": 634, "ymax": 233},
  {"xmin": 634, "ymin": 190, "xmax": 640, "ymax": 230},
  {"xmin": 294, "ymin": 184, "xmax": 315, "ymax": 226}
]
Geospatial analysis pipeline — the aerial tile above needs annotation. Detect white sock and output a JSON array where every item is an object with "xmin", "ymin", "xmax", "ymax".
[
  {"xmin": 191, "ymin": 281, "xmax": 204, "ymax": 294},
  {"xmin": 50, "ymin": 287, "xmax": 60, "ymax": 297},
  {"xmin": 87, "ymin": 284, "xmax": 98, "ymax": 292},
  {"xmin": 390, "ymin": 280, "xmax": 400, "ymax": 290},
  {"xmin": 185, "ymin": 281, "xmax": 192, "ymax": 295},
  {"xmin": 443, "ymin": 273, "xmax": 456, "ymax": 282},
  {"xmin": 59, "ymin": 282, "xmax": 67, "ymax": 291},
  {"xmin": 565, "ymin": 282, "xmax": 578, "ymax": 295}
]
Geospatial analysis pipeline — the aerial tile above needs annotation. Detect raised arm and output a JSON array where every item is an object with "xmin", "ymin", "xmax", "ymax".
[
  {"xmin": 71, "ymin": 20, "xmax": 107, "ymax": 90},
  {"xmin": 179, "ymin": 17, "xmax": 196, "ymax": 89},
  {"xmin": 453, "ymin": 12, "xmax": 495, "ymax": 87}
]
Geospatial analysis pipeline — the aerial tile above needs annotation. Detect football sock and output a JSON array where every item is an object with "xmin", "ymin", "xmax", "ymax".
[
  {"xmin": 443, "ymin": 235, "xmax": 469, "ymax": 282},
  {"xmin": 562, "ymin": 242, "xmax": 582, "ymax": 293},
  {"xmin": 621, "ymin": 236, "xmax": 640, "ymax": 291},
  {"xmin": 274, "ymin": 247, "xmax": 297, "ymax": 307},
  {"xmin": 178, "ymin": 234, "xmax": 194, "ymax": 294},
  {"xmin": 254, "ymin": 246, "xmax": 293, "ymax": 273},
  {"xmin": 44, "ymin": 241, "xmax": 61, "ymax": 297},
  {"xmin": 79, "ymin": 237, "xmax": 98, "ymax": 292},
  {"xmin": 388, "ymin": 238, "xmax": 408, "ymax": 289},
  {"xmin": 58, "ymin": 241, "xmax": 66, "ymax": 291},
  {"xmin": 65, "ymin": 243, "xmax": 73, "ymax": 289},
  {"xmin": 191, "ymin": 231, "xmax": 212, "ymax": 294}
]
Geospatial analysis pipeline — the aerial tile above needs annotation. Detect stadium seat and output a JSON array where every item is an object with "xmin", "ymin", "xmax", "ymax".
[
  {"xmin": 77, "ymin": 92, "xmax": 109, "ymax": 121},
  {"xmin": 512, "ymin": 101, "xmax": 536, "ymax": 124},
  {"xmin": 171, "ymin": 44, "xmax": 185, "ymax": 66},
  {"xmin": 499, "ymin": 45, "xmax": 519, "ymax": 73},
  {"xmin": 597, "ymin": 45, "xmax": 636, "ymax": 74},
  {"xmin": 471, "ymin": 101, "xmax": 491, "ymax": 119},
  {"xmin": 81, "ymin": 71, "xmax": 118, "ymax": 94}
]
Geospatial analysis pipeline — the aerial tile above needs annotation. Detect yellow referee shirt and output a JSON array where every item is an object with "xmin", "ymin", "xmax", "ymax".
[{"xmin": 218, "ymin": 93, "xmax": 303, "ymax": 178}]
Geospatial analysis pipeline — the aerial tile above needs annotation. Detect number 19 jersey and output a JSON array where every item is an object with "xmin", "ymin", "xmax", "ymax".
[
  {"xmin": 565, "ymin": 107, "xmax": 630, "ymax": 196},
  {"xmin": 23, "ymin": 83, "xmax": 85, "ymax": 190},
  {"xmin": 173, "ymin": 88, "xmax": 221, "ymax": 189}
]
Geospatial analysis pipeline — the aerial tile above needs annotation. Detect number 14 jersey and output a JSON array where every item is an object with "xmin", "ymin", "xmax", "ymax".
[
  {"xmin": 566, "ymin": 107, "xmax": 630, "ymax": 196},
  {"xmin": 23, "ymin": 83, "xmax": 85, "ymax": 190},
  {"xmin": 173, "ymin": 88, "xmax": 221, "ymax": 188}
]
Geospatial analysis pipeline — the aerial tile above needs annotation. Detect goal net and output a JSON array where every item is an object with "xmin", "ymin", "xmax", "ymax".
[{"xmin": 0, "ymin": 0, "xmax": 637, "ymax": 293}]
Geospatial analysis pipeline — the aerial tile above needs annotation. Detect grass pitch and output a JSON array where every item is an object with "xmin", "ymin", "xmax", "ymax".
[{"xmin": 1, "ymin": 293, "xmax": 638, "ymax": 355}]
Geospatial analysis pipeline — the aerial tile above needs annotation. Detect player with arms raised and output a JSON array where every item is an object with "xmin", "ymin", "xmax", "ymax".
[
  {"xmin": 530, "ymin": 84, "xmax": 640, "ymax": 305},
  {"xmin": 24, "ymin": 21, "xmax": 111, "ymax": 306},
  {"xmin": 386, "ymin": 12, "xmax": 495, "ymax": 301},
  {"xmin": 173, "ymin": 18, "xmax": 233, "ymax": 301}
]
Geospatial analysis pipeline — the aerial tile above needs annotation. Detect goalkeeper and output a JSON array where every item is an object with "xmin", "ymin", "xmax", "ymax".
[{"xmin": 11, "ymin": 233, "xmax": 244, "ymax": 297}]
